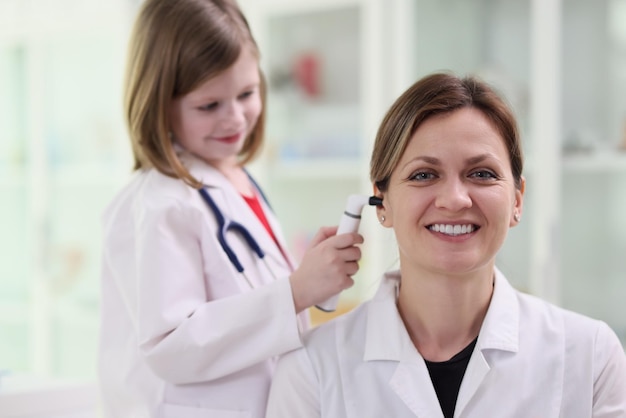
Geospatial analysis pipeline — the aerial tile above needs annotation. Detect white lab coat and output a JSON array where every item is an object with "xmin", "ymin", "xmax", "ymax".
[
  {"xmin": 98, "ymin": 152, "xmax": 309, "ymax": 418},
  {"xmin": 266, "ymin": 269, "xmax": 626, "ymax": 418}
]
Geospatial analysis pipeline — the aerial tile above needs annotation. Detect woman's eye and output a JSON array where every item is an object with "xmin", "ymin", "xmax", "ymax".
[
  {"xmin": 470, "ymin": 170, "xmax": 497, "ymax": 180},
  {"xmin": 409, "ymin": 171, "xmax": 436, "ymax": 181}
]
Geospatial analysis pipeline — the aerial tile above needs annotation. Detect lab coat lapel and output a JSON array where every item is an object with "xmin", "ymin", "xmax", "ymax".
[
  {"xmin": 453, "ymin": 348, "xmax": 491, "ymax": 416},
  {"xmin": 183, "ymin": 154, "xmax": 292, "ymax": 280},
  {"xmin": 364, "ymin": 273, "xmax": 444, "ymax": 418},
  {"xmin": 390, "ymin": 362, "xmax": 444, "ymax": 418},
  {"xmin": 454, "ymin": 268, "xmax": 520, "ymax": 416}
]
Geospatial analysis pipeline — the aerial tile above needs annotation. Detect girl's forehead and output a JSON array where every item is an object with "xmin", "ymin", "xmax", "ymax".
[{"xmin": 186, "ymin": 50, "xmax": 260, "ymax": 96}]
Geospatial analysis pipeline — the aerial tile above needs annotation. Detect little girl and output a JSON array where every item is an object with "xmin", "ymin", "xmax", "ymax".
[{"xmin": 97, "ymin": 1, "xmax": 363, "ymax": 416}]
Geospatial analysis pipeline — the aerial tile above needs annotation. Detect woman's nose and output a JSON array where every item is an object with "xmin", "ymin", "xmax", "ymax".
[{"xmin": 434, "ymin": 178, "xmax": 472, "ymax": 211}]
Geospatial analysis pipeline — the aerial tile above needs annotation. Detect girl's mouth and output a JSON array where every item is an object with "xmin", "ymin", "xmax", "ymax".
[{"xmin": 215, "ymin": 133, "xmax": 241, "ymax": 143}]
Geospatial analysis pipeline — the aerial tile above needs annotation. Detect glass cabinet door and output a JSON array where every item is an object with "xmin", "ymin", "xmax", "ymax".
[
  {"xmin": 0, "ymin": 45, "xmax": 31, "ymax": 373},
  {"xmin": 249, "ymin": 2, "xmax": 366, "ymax": 266},
  {"xmin": 0, "ymin": 0, "xmax": 134, "ymax": 379},
  {"xmin": 242, "ymin": 0, "xmax": 379, "ymax": 317},
  {"xmin": 560, "ymin": 0, "xmax": 626, "ymax": 345}
]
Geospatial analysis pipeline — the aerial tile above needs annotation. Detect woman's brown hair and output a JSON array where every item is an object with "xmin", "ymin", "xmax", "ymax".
[{"xmin": 370, "ymin": 72, "xmax": 524, "ymax": 192}]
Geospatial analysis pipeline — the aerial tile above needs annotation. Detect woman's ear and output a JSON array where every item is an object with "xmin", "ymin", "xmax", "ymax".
[
  {"xmin": 511, "ymin": 176, "xmax": 525, "ymax": 227},
  {"xmin": 373, "ymin": 184, "xmax": 387, "ymax": 226}
]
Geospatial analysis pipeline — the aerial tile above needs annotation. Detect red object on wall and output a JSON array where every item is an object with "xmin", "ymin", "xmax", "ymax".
[{"xmin": 293, "ymin": 52, "xmax": 321, "ymax": 98}]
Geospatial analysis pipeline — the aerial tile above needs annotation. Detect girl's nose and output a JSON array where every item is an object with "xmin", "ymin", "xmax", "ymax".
[
  {"xmin": 220, "ymin": 101, "xmax": 245, "ymax": 130},
  {"xmin": 434, "ymin": 178, "xmax": 472, "ymax": 211}
]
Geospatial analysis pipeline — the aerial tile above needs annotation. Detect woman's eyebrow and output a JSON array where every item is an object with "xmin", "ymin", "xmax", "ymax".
[
  {"xmin": 401, "ymin": 153, "xmax": 498, "ymax": 171},
  {"xmin": 465, "ymin": 153, "xmax": 499, "ymax": 165},
  {"xmin": 401, "ymin": 156, "xmax": 441, "ymax": 170}
]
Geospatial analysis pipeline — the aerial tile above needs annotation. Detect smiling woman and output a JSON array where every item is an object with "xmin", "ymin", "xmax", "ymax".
[{"xmin": 265, "ymin": 72, "xmax": 626, "ymax": 418}]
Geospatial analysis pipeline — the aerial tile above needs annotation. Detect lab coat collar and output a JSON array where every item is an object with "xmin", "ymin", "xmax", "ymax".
[
  {"xmin": 363, "ymin": 271, "xmax": 412, "ymax": 362},
  {"xmin": 361, "ymin": 271, "xmax": 443, "ymax": 417},
  {"xmin": 363, "ymin": 268, "xmax": 521, "ymax": 417},
  {"xmin": 363, "ymin": 267, "xmax": 520, "ymax": 362},
  {"xmin": 454, "ymin": 268, "xmax": 519, "ymax": 416},
  {"xmin": 176, "ymin": 148, "xmax": 228, "ymax": 187},
  {"xmin": 476, "ymin": 268, "xmax": 519, "ymax": 353}
]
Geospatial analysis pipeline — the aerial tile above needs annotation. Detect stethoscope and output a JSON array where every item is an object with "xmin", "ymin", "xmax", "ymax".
[{"xmin": 198, "ymin": 179, "xmax": 279, "ymax": 288}]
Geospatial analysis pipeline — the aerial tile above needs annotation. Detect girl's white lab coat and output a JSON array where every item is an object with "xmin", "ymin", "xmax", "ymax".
[
  {"xmin": 98, "ymin": 152, "xmax": 309, "ymax": 418},
  {"xmin": 266, "ymin": 269, "xmax": 626, "ymax": 417}
]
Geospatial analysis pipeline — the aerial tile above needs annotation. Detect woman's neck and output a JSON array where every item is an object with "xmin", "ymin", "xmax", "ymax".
[{"xmin": 396, "ymin": 266, "xmax": 494, "ymax": 362}]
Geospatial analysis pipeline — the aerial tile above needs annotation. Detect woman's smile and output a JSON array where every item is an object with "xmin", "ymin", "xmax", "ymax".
[{"xmin": 427, "ymin": 223, "xmax": 478, "ymax": 237}]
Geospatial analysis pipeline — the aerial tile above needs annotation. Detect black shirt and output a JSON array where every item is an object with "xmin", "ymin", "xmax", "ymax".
[{"xmin": 424, "ymin": 337, "xmax": 478, "ymax": 418}]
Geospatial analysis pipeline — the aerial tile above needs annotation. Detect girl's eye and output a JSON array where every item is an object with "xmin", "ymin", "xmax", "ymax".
[
  {"xmin": 470, "ymin": 170, "xmax": 498, "ymax": 180},
  {"xmin": 199, "ymin": 102, "xmax": 218, "ymax": 111},
  {"xmin": 238, "ymin": 90, "xmax": 254, "ymax": 100}
]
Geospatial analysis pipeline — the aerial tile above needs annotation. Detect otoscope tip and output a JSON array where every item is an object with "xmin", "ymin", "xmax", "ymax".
[{"xmin": 368, "ymin": 196, "xmax": 383, "ymax": 206}]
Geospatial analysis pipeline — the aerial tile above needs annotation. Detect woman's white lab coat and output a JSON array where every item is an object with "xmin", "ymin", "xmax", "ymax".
[
  {"xmin": 266, "ymin": 269, "xmax": 626, "ymax": 417},
  {"xmin": 98, "ymin": 152, "xmax": 309, "ymax": 418}
]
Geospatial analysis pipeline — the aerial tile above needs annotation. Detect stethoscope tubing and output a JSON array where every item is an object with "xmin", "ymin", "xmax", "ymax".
[{"xmin": 198, "ymin": 187, "xmax": 278, "ymax": 287}]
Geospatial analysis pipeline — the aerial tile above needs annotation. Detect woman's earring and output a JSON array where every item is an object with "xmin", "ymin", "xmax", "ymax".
[
  {"xmin": 380, "ymin": 216, "xmax": 385, "ymax": 223},
  {"xmin": 514, "ymin": 213, "xmax": 520, "ymax": 222}
]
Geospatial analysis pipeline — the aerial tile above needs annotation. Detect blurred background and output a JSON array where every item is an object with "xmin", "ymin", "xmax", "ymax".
[{"xmin": 1, "ymin": 0, "xmax": 625, "ymax": 415}]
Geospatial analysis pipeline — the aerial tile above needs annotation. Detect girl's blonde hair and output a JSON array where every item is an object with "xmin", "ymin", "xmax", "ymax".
[{"xmin": 124, "ymin": 0, "xmax": 266, "ymax": 188}]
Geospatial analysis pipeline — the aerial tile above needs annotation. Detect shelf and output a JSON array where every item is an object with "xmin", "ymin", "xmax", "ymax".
[
  {"xmin": 524, "ymin": 151, "xmax": 626, "ymax": 174},
  {"xmin": 258, "ymin": 0, "xmax": 362, "ymax": 16},
  {"xmin": 52, "ymin": 299, "xmax": 99, "ymax": 324},
  {"xmin": 50, "ymin": 163, "xmax": 132, "ymax": 188},
  {"xmin": 0, "ymin": 302, "xmax": 28, "ymax": 323},
  {"xmin": 562, "ymin": 151, "xmax": 626, "ymax": 172},
  {"xmin": 0, "ymin": 1, "xmax": 131, "ymax": 42},
  {"xmin": 268, "ymin": 158, "xmax": 365, "ymax": 180},
  {"xmin": 0, "ymin": 162, "xmax": 132, "ymax": 189},
  {"xmin": 0, "ymin": 170, "xmax": 26, "ymax": 188}
]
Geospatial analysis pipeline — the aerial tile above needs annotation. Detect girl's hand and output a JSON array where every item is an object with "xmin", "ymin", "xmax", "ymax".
[{"xmin": 289, "ymin": 226, "xmax": 364, "ymax": 313}]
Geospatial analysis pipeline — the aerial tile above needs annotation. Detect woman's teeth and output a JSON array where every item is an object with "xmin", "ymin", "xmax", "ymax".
[{"xmin": 429, "ymin": 224, "xmax": 475, "ymax": 236}]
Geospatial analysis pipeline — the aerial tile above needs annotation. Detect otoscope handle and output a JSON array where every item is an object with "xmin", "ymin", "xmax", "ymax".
[{"xmin": 315, "ymin": 195, "xmax": 369, "ymax": 312}]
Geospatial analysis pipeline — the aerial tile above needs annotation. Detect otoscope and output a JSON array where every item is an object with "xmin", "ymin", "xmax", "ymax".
[{"xmin": 315, "ymin": 194, "xmax": 383, "ymax": 312}]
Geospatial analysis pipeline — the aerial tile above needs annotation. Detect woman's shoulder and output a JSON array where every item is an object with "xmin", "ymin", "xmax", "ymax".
[
  {"xmin": 302, "ymin": 273, "xmax": 404, "ymax": 357},
  {"xmin": 305, "ymin": 302, "xmax": 369, "ymax": 344},
  {"xmin": 514, "ymin": 287, "xmax": 620, "ymax": 350}
]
